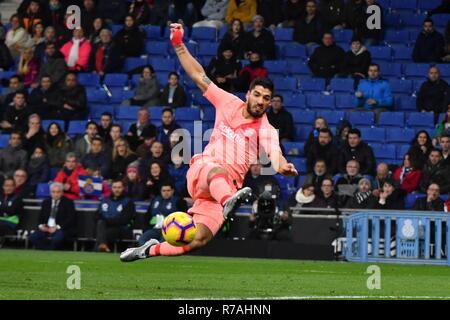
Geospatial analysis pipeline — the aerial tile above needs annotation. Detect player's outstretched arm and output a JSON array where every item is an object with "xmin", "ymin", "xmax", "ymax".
[
  {"xmin": 271, "ymin": 152, "xmax": 299, "ymax": 177},
  {"xmin": 170, "ymin": 23, "xmax": 211, "ymax": 93}
]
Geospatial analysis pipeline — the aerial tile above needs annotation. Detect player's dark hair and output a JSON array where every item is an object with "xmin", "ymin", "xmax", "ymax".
[{"xmin": 249, "ymin": 77, "xmax": 274, "ymax": 94}]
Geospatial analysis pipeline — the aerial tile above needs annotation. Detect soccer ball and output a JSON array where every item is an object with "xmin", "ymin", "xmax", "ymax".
[{"xmin": 162, "ymin": 212, "xmax": 197, "ymax": 247}]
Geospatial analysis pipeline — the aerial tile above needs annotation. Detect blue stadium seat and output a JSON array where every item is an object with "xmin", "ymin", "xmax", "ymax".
[
  {"xmin": 169, "ymin": 41, "xmax": 197, "ymax": 57},
  {"xmin": 36, "ymin": 183, "xmax": 50, "ymax": 199},
  {"xmin": 432, "ymin": 14, "xmax": 450, "ymax": 27},
  {"xmin": 437, "ymin": 113, "xmax": 446, "ymax": 124},
  {"xmin": 295, "ymin": 126, "xmax": 311, "ymax": 141},
  {"xmin": 119, "ymin": 121, "xmax": 134, "ymax": 132},
  {"xmin": 108, "ymin": 88, "xmax": 133, "ymax": 103},
  {"xmin": 274, "ymin": 28, "xmax": 293, "ymax": 42},
  {"xmin": 370, "ymin": 143, "xmax": 396, "ymax": 161},
  {"xmin": 155, "ymin": 72, "xmax": 167, "ymax": 86},
  {"xmin": 413, "ymin": 79, "xmax": 425, "ymax": 93},
  {"xmin": 406, "ymin": 112, "xmax": 435, "ymax": 128},
  {"xmin": 399, "ymin": 12, "xmax": 427, "ymax": 27},
  {"xmin": 202, "ymin": 107, "xmax": 216, "ymax": 121},
  {"xmin": 0, "ymin": 135, "xmax": 9, "ymax": 148},
  {"xmin": 41, "ymin": 120, "xmax": 65, "ymax": 132},
  {"xmin": 392, "ymin": 45, "xmax": 413, "ymax": 62},
  {"xmin": 386, "ymin": 128, "xmax": 415, "ymax": 143},
  {"xmin": 389, "ymin": 79, "xmax": 413, "ymax": 93},
  {"xmin": 335, "ymin": 94, "xmax": 355, "ymax": 110},
  {"xmin": 115, "ymin": 106, "xmax": 141, "ymax": 120},
  {"xmin": 86, "ymin": 88, "xmax": 108, "ymax": 104},
  {"xmin": 144, "ymin": 25, "xmax": 163, "ymax": 39},
  {"xmin": 377, "ymin": 0, "xmax": 390, "ymax": 8},
  {"xmin": 283, "ymin": 94, "xmax": 306, "ymax": 109},
  {"xmin": 289, "ymin": 62, "xmax": 312, "ymax": 76},
  {"xmin": 145, "ymin": 41, "xmax": 168, "ymax": 57},
  {"xmin": 390, "ymin": 0, "xmax": 418, "ymax": 11},
  {"xmin": 282, "ymin": 43, "xmax": 307, "ymax": 60},
  {"xmin": 378, "ymin": 62, "xmax": 402, "ymax": 78},
  {"xmin": 360, "ymin": 127, "xmax": 385, "ymax": 142},
  {"xmin": 175, "ymin": 107, "xmax": 201, "ymax": 121},
  {"xmin": 418, "ymin": 0, "xmax": 441, "ymax": 10},
  {"xmin": 288, "ymin": 157, "xmax": 307, "ymax": 174},
  {"xmin": 329, "ymin": 78, "xmax": 355, "ymax": 93},
  {"xmin": 384, "ymin": 30, "xmax": 410, "ymax": 44},
  {"xmin": 403, "ymin": 63, "xmax": 430, "ymax": 79},
  {"xmin": 192, "ymin": 91, "xmax": 211, "ymax": 107},
  {"xmin": 103, "ymin": 73, "xmax": 128, "ymax": 87},
  {"xmin": 316, "ymin": 110, "xmax": 345, "ymax": 125},
  {"xmin": 282, "ymin": 142, "xmax": 305, "ymax": 157},
  {"xmin": 148, "ymin": 106, "xmax": 165, "ymax": 120},
  {"xmin": 369, "ymin": 46, "xmax": 392, "ymax": 62},
  {"xmin": 149, "ymin": 58, "xmax": 176, "ymax": 72},
  {"xmin": 67, "ymin": 120, "xmax": 86, "ymax": 136},
  {"xmin": 198, "ymin": 42, "xmax": 219, "ymax": 58},
  {"xmin": 332, "ymin": 29, "xmax": 353, "ymax": 43},
  {"xmin": 89, "ymin": 105, "xmax": 114, "ymax": 120},
  {"xmin": 347, "ymin": 112, "xmax": 374, "ymax": 126},
  {"xmin": 130, "ymin": 74, "xmax": 141, "ymax": 87},
  {"xmin": 383, "ymin": 12, "xmax": 401, "ymax": 28},
  {"xmin": 265, "ymin": 60, "xmax": 288, "ymax": 75},
  {"xmin": 306, "ymin": 94, "xmax": 335, "ymax": 109},
  {"xmin": 396, "ymin": 144, "xmax": 410, "ymax": 160},
  {"xmin": 164, "ymin": 26, "xmax": 190, "ymax": 41},
  {"xmin": 77, "ymin": 73, "xmax": 100, "ymax": 87},
  {"xmin": 191, "ymin": 27, "xmax": 217, "ymax": 42},
  {"xmin": 291, "ymin": 110, "xmax": 316, "ymax": 125},
  {"xmin": 377, "ymin": 112, "xmax": 405, "ymax": 127},
  {"xmin": 436, "ymin": 64, "xmax": 450, "ymax": 77},
  {"xmin": 299, "ymin": 78, "xmax": 325, "ymax": 92},
  {"xmin": 395, "ymin": 95, "xmax": 417, "ymax": 111},
  {"xmin": 0, "ymin": 70, "xmax": 15, "ymax": 80},
  {"xmin": 123, "ymin": 57, "xmax": 147, "ymax": 72},
  {"xmin": 218, "ymin": 25, "xmax": 228, "ymax": 39},
  {"xmin": 273, "ymin": 77, "xmax": 297, "ymax": 92}
]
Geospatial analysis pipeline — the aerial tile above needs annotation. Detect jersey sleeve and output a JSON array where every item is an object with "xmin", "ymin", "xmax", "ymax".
[{"xmin": 203, "ymin": 82, "xmax": 243, "ymax": 110}]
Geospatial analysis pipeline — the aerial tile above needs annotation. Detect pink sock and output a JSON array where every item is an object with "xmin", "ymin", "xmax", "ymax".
[
  {"xmin": 149, "ymin": 242, "xmax": 190, "ymax": 256},
  {"xmin": 209, "ymin": 173, "xmax": 233, "ymax": 206}
]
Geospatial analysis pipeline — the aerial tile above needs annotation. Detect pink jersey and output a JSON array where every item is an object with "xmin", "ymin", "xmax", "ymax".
[{"xmin": 190, "ymin": 83, "xmax": 281, "ymax": 188}]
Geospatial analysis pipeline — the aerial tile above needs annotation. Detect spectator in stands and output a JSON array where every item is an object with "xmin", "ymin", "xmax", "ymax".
[
  {"xmin": 338, "ymin": 128, "xmax": 376, "ymax": 175},
  {"xmin": 243, "ymin": 163, "xmax": 281, "ymax": 201},
  {"xmin": 136, "ymin": 128, "xmax": 158, "ymax": 158},
  {"xmin": 419, "ymin": 149, "xmax": 450, "ymax": 194},
  {"xmin": 13, "ymin": 169, "xmax": 29, "ymax": 198},
  {"xmin": 128, "ymin": 0, "xmax": 150, "ymax": 26},
  {"xmin": 226, "ymin": 0, "xmax": 257, "ymax": 25},
  {"xmin": 88, "ymin": 18, "xmax": 107, "ymax": 46},
  {"xmin": 372, "ymin": 162, "xmax": 390, "ymax": 196},
  {"xmin": 257, "ymin": 0, "xmax": 283, "ymax": 28},
  {"xmin": 336, "ymin": 159, "xmax": 363, "ymax": 203},
  {"xmin": 60, "ymin": 27, "xmax": 92, "ymax": 72},
  {"xmin": 235, "ymin": 51, "xmax": 268, "ymax": 92},
  {"xmin": 34, "ymin": 26, "xmax": 59, "ymax": 63},
  {"xmin": 427, "ymin": 0, "xmax": 450, "ymax": 16},
  {"xmin": 157, "ymin": 108, "xmax": 181, "ymax": 148},
  {"xmin": 81, "ymin": 137, "xmax": 111, "ymax": 179},
  {"xmin": 416, "ymin": 66, "xmax": 449, "ymax": 121},
  {"xmin": 333, "ymin": 119, "xmax": 351, "ymax": 149},
  {"xmin": 354, "ymin": 63, "xmax": 393, "ymax": 121},
  {"xmin": 280, "ymin": 0, "xmax": 305, "ymax": 28},
  {"xmin": 0, "ymin": 178, "xmax": 23, "ymax": 239},
  {"xmin": 408, "ymin": 130, "xmax": 433, "ymax": 169},
  {"xmin": 26, "ymin": 146, "xmax": 50, "ymax": 197},
  {"xmin": 168, "ymin": 1, "xmax": 199, "ymax": 28},
  {"xmin": 20, "ymin": 0, "xmax": 46, "ymax": 34},
  {"xmin": 47, "ymin": 0, "xmax": 65, "ymax": 36},
  {"xmin": 80, "ymin": 0, "xmax": 98, "ymax": 37},
  {"xmin": 361, "ymin": 0, "xmax": 384, "ymax": 46},
  {"xmin": 294, "ymin": 0, "xmax": 324, "ymax": 53},
  {"xmin": 45, "ymin": 122, "xmax": 72, "ymax": 169},
  {"xmin": 285, "ymin": 182, "xmax": 317, "ymax": 215},
  {"xmin": 37, "ymin": 42, "xmax": 67, "ymax": 86},
  {"xmin": 267, "ymin": 95, "xmax": 295, "ymax": 142},
  {"xmin": 219, "ymin": 18, "xmax": 246, "ymax": 60},
  {"xmin": 139, "ymin": 140, "xmax": 171, "ymax": 176},
  {"xmin": 368, "ymin": 178, "xmax": 406, "ymax": 210},
  {"xmin": 392, "ymin": 153, "xmax": 422, "ymax": 194},
  {"xmin": 343, "ymin": 0, "xmax": 365, "ymax": 36},
  {"xmin": 206, "ymin": 44, "xmax": 242, "ymax": 92},
  {"xmin": 106, "ymin": 124, "xmax": 123, "ymax": 152},
  {"xmin": 413, "ymin": 19, "xmax": 445, "ymax": 63},
  {"xmin": 97, "ymin": 0, "xmax": 128, "ymax": 25},
  {"xmin": 57, "ymin": 72, "xmax": 88, "ymax": 123},
  {"xmin": 439, "ymin": 134, "xmax": 450, "ymax": 166},
  {"xmin": 129, "ymin": 66, "xmax": 161, "ymax": 107},
  {"xmin": 0, "ymin": 76, "xmax": 25, "ymax": 114},
  {"xmin": 124, "ymin": 162, "xmax": 146, "ymax": 201},
  {"xmin": 114, "ymin": 15, "xmax": 145, "ymax": 58},
  {"xmin": 148, "ymin": 0, "xmax": 170, "ymax": 27},
  {"xmin": 54, "ymin": 153, "xmax": 87, "ymax": 201},
  {"xmin": 22, "ymin": 113, "xmax": 46, "ymax": 154},
  {"xmin": 0, "ymin": 32, "xmax": 13, "ymax": 72},
  {"xmin": 318, "ymin": 0, "xmax": 345, "ymax": 31},
  {"xmin": 17, "ymin": 48, "xmax": 40, "ymax": 88},
  {"xmin": 308, "ymin": 32, "xmax": 345, "ymax": 79},
  {"xmin": 192, "ymin": 0, "xmax": 229, "ymax": 29},
  {"xmin": 168, "ymin": 154, "xmax": 189, "ymax": 195},
  {"xmin": 314, "ymin": 177, "xmax": 340, "ymax": 209},
  {"xmin": 110, "ymin": 138, "xmax": 138, "ymax": 180},
  {"xmin": 144, "ymin": 160, "xmax": 172, "ymax": 200},
  {"xmin": 29, "ymin": 182, "xmax": 77, "ymax": 250},
  {"xmin": 97, "ymin": 112, "xmax": 113, "ymax": 144},
  {"xmin": 1, "ymin": 92, "xmax": 31, "ymax": 134},
  {"xmin": 341, "ymin": 36, "xmax": 371, "ymax": 82},
  {"xmin": 95, "ymin": 179, "xmax": 135, "ymax": 252},
  {"xmin": 139, "ymin": 181, "xmax": 188, "ymax": 245},
  {"xmin": 243, "ymin": 15, "xmax": 276, "ymax": 60},
  {"xmin": 26, "ymin": 22, "xmax": 45, "ymax": 51},
  {"xmin": 89, "ymin": 29, "xmax": 123, "ymax": 76},
  {"xmin": 5, "ymin": 14, "xmax": 29, "ymax": 59},
  {"xmin": 304, "ymin": 159, "xmax": 328, "ymax": 193},
  {"xmin": 126, "ymin": 107, "xmax": 157, "ymax": 151},
  {"xmin": 306, "ymin": 128, "xmax": 339, "ymax": 174},
  {"xmin": 345, "ymin": 177, "xmax": 374, "ymax": 209},
  {"xmin": 74, "ymin": 121, "xmax": 99, "ymax": 160},
  {"xmin": 304, "ymin": 116, "xmax": 329, "ymax": 155},
  {"xmin": 413, "ymin": 183, "xmax": 445, "ymax": 211},
  {"xmin": 434, "ymin": 105, "xmax": 450, "ymax": 144},
  {"xmin": 159, "ymin": 72, "xmax": 187, "ymax": 108},
  {"xmin": 0, "ymin": 132, "xmax": 27, "ymax": 179}
]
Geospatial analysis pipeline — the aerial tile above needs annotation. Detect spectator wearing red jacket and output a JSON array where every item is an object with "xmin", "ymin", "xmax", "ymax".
[
  {"xmin": 60, "ymin": 27, "xmax": 92, "ymax": 72},
  {"xmin": 235, "ymin": 51, "xmax": 268, "ymax": 91},
  {"xmin": 392, "ymin": 153, "xmax": 422, "ymax": 194},
  {"xmin": 54, "ymin": 152, "xmax": 87, "ymax": 200}
]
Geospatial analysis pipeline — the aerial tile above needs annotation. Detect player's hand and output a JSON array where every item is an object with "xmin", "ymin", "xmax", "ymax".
[
  {"xmin": 279, "ymin": 163, "xmax": 298, "ymax": 177},
  {"xmin": 169, "ymin": 23, "xmax": 184, "ymax": 46}
]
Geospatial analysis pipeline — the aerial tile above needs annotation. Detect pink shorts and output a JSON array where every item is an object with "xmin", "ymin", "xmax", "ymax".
[{"xmin": 186, "ymin": 160, "xmax": 237, "ymax": 235}]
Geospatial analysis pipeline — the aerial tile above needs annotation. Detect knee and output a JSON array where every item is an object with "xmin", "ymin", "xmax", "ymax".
[{"xmin": 206, "ymin": 168, "xmax": 228, "ymax": 185}]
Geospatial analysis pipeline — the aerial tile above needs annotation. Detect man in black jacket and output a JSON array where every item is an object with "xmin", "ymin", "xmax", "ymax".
[
  {"xmin": 314, "ymin": 177, "xmax": 340, "ymax": 209},
  {"xmin": 127, "ymin": 107, "xmax": 158, "ymax": 151},
  {"xmin": 341, "ymin": 36, "xmax": 371, "ymax": 80},
  {"xmin": 28, "ymin": 75, "xmax": 61, "ymax": 119},
  {"xmin": 0, "ymin": 92, "xmax": 31, "ymax": 134},
  {"xmin": 304, "ymin": 159, "xmax": 328, "ymax": 193},
  {"xmin": 338, "ymin": 128, "xmax": 376, "ymax": 175},
  {"xmin": 413, "ymin": 183, "xmax": 445, "ymax": 211},
  {"xmin": 0, "ymin": 178, "xmax": 23, "ymax": 239},
  {"xmin": 28, "ymin": 182, "xmax": 77, "ymax": 250},
  {"xmin": 95, "ymin": 179, "xmax": 135, "ymax": 252},
  {"xmin": 308, "ymin": 32, "xmax": 345, "ymax": 79},
  {"xmin": 419, "ymin": 149, "xmax": 450, "ymax": 194},
  {"xmin": 413, "ymin": 19, "xmax": 445, "ymax": 63},
  {"xmin": 318, "ymin": 0, "xmax": 345, "ymax": 31},
  {"xmin": 57, "ymin": 72, "xmax": 88, "ymax": 124},
  {"xmin": 89, "ymin": 29, "xmax": 123, "ymax": 76},
  {"xmin": 159, "ymin": 72, "xmax": 187, "ymax": 108},
  {"xmin": 266, "ymin": 95, "xmax": 294, "ymax": 142},
  {"xmin": 416, "ymin": 66, "xmax": 449, "ymax": 118},
  {"xmin": 243, "ymin": 15, "xmax": 276, "ymax": 60},
  {"xmin": 22, "ymin": 113, "xmax": 46, "ymax": 154},
  {"xmin": 81, "ymin": 137, "xmax": 111, "ymax": 179},
  {"xmin": 38, "ymin": 42, "xmax": 67, "ymax": 85},
  {"xmin": 294, "ymin": 0, "xmax": 324, "ymax": 48},
  {"xmin": 307, "ymin": 128, "xmax": 339, "ymax": 174},
  {"xmin": 343, "ymin": 0, "xmax": 365, "ymax": 35}
]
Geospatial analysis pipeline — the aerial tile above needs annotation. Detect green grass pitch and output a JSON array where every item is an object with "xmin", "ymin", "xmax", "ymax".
[{"xmin": 1, "ymin": 249, "xmax": 450, "ymax": 299}]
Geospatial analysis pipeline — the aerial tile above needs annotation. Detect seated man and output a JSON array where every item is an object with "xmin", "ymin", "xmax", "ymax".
[
  {"xmin": 0, "ymin": 131, "xmax": 28, "ymax": 179},
  {"xmin": 74, "ymin": 121, "xmax": 99, "ymax": 160},
  {"xmin": 307, "ymin": 128, "xmax": 338, "ymax": 174},
  {"xmin": 1, "ymin": 92, "xmax": 31, "ymax": 134},
  {"xmin": 413, "ymin": 183, "xmax": 445, "ymax": 211},
  {"xmin": 54, "ymin": 153, "xmax": 87, "ymax": 201},
  {"xmin": 338, "ymin": 128, "xmax": 376, "ymax": 176},
  {"xmin": 354, "ymin": 63, "xmax": 393, "ymax": 121},
  {"xmin": 126, "ymin": 107, "xmax": 157, "ymax": 151},
  {"xmin": 266, "ymin": 95, "xmax": 294, "ymax": 142},
  {"xmin": 95, "ymin": 179, "xmax": 135, "ymax": 252},
  {"xmin": 242, "ymin": 163, "xmax": 281, "ymax": 202},
  {"xmin": 335, "ymin": 160, "xmax": 363, "ymax": 204},
  {"xmin": 419, "ymin": 149, "xmax": 450, "ymax": 194},
  {"xmin": 28, "ymin": 182, "xmax": 77, "ymax": 250},
  {"xmin": 413, "ymin": 18, "xmax": 445, "ymax": 63},
  {"xmin": 0, "ymin": 178, "xmax": 24, "ymax": 240},
  {"xmin": 416, "ymin": 66, "xmax": 449, "ymax": 119},
  {"xmin": 308, "ymin": 32, "xmax": 345, "ymax": 79},
  {"xmin": 97, "ymin": 112, "xmax": 113, "ymax": 144},
  {"xmin": 28, "ymin": 75, "xmax": 61, "ymax": 120},
  {"xmin": 81, "ymin": 137, "xmax": 111, "ymax": 179},
  {"xmin": 314, "ymin": 177, "xmax": 339, "ymax": 209},
  {"xmin": 303, "ymin": 159, "xmax": 328, "ymax": 194},
  {"xmin": 139, "ymin": 181, "xmax": 188, "ymax": 246}
]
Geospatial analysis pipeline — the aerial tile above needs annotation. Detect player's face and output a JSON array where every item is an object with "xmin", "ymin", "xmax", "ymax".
[
  {"xmin": 246, "ymin": 85, "xmax": 272, "ymax": 119},
  {"xmin": 112, "ymin": 183, "xmax": 124, "ymax": 197}
]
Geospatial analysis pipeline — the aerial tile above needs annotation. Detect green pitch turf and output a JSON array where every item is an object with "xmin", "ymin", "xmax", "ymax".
[{"xmin": 1, "ymin": 249, "xmax": 450, "ymax": 299}]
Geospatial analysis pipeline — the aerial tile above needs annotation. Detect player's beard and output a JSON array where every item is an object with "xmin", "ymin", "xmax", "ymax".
[{"xmin": 246, "ymin": 102, "xmax": 265, "ymax": 118}]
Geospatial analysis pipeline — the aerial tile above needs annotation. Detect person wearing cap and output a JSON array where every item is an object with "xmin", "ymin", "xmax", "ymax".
[
  {"xmin": 225, "ymin": 0, "xmax": 257, "ymax": 25},
  {"xmin": 243, "ymin": 15, "xmax": 276, "ymax": 60},
  {"xmin": 206, "ymin": 43, "xmax": 242, "ymax": 92},
  {"xmin": 368, "ymin": 178, "xmax": 406, "ymax": 210},
  {"xmin": 417, "ymin": 66, "xmax": 449, "ymax": 122},
  {"xmin": 341, "ymin": 36, "xmax": 371, "ymax": 83},
  {"xmin": 344, "ymin": 177, "xmax": 375, "ymax": 209},
  {"xmin": 124, "ymin": 162, "xmax": 146, "ymax": 201}
]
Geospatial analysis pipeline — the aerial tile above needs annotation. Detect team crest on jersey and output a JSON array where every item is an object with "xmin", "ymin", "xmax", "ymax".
[
  {"xmin": 153, "ymin": 201, "xmax": 160, "ymax": 208},
  {"xmin": 102, "ymin": 203, "xmax": 109, "ymax": 212},
  {"xmin": 166, "ymin": 202, "xmax": 172, "ymax": 210},
  {"xmin": 117, "ymin": 204, "xmax": 123, "ymax": 212}
]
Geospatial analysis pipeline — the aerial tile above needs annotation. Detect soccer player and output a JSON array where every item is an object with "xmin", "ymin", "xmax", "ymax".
[{"xmin": 120, "ymin": 24, "xmax": 298, "ymax": 262}]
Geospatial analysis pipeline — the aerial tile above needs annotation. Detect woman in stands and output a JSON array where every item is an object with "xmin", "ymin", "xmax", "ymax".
[
  {"xmin": 304, "ymin": 116, "xmax": 330, "ymax": 155},
  {"xmin": 17, "ymin": 47, "xmax": 40, "ymax": 88},
  {"xmin": 408, "ymin": 130, "xmax": 433, "ymax": 169},
  {"xmin": 392, "ymin": 153, "xmax": 422, "ymax": 194},
  {"xmin": 144, "ymin": 159, "xmax": 172, "ymax": 200},
  {"xmin": 114, "ymin": 15, "xmax": 146, "ymax": 58},
  {"xmin": 129, "ymin": 65, "xmax": 161, "ymax": 107},
  {"xmin": 110, "ymin": 138, "xmax": 138, "ymax": 180},
  {"xmin": 26, "ymin": 22, "xmax": 45, "ymax": 51},
  {"xmin": 219, "ymin": 18, "xmax": 245, "ymax": 60},
  {"xmin": 88, "ymin": 18, "xmax": 108, "ymax": 46},
  {"xmin": 368, "ymin": 179, "xmax": 406, "ymax": 210},
  {"xmin": 45, "ymin": 122, "xmax": 73, "ymax": 170},
  {"xmin": 26, "ymin": 146, "xmax": 50, "ymax": 197},
  {"xmin": 284, "ymin": 182, "xmax": 318, "ymax": 215},
  {"xmin": 434, "ymin": 105, "xmax": 450, "ymax": 145},
  {"xmin": 334, "ymin": 119, "xmax": 352, "ymax": 150},
  {"xmin": 5, "ymin": 14, "xmax": 29, "ymax": 59}
]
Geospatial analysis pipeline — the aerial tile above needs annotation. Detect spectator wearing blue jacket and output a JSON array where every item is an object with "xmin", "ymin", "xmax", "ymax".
[{"xmin": 354, "ymin": 63, "xmax": 393, "ymax": 122}]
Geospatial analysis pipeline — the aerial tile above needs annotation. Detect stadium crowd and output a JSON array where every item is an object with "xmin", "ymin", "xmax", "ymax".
[{"xmin": 0, "ymin": 0, "xmax": 449, "ymax": 250}]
